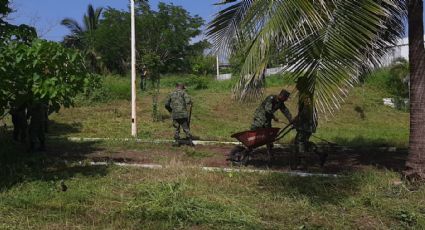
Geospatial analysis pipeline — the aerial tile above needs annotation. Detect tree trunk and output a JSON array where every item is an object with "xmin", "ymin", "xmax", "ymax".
[{"xmin": 404, "ymin": 0, "xmax": 425, "ymax": 181}]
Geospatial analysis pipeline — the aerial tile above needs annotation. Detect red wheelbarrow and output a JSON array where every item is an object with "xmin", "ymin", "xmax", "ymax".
[{"xmin": 228, "ymin": 123, "xmax": 295, "ymax": 165}]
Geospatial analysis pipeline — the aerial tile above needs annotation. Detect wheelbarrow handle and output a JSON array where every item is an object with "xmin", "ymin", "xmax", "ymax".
[
  {"xmin": 274, "ymin": 126, "xmax": 294, "ymax": 141},
  {"xmin": 276, "ymin": 121, "xmax": 294, "ymax": 136}
]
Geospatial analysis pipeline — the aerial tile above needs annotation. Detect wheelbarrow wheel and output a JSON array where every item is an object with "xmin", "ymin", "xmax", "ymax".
[
  {"xmin": 228, "ymin": 146, "xmax": 250, "ymax": 166},
  {"xmin": 228, "ymin": 145, "xmax": 245, "ymax": 161}
]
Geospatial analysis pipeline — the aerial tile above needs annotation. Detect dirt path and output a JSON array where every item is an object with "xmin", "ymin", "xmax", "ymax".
[{"xmin": 44, "ymin": 141, "xmax": 408, "ymax": 174}]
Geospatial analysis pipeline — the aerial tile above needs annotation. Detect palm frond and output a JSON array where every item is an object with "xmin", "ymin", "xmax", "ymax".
[
  {"xmin": 209, "ymin": 0, "xmax": 405, "ymax": 117},
  {"xmin": 232, "ymin": 0, "xmax": 331, "ymax": 100},
  {"xmin": 60, "ymin": 18, "xmax": 83, "ymax": 35},
  {"xmin": 84, "ymin": 4, "xmax": 103, "ymax": 32},
  {"xmin": 206, "ymin": 0, "xmax": 255, "ymax": 56}
]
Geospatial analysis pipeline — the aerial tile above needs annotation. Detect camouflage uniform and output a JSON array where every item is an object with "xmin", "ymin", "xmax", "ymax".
[
  {"xmin": 165, "ymin": 88, "xmax": 193, "ymax": 143},
  {"xmin": 294, "ymin": 93, "xmax": 317, "ymax": 153},
  {"xmin": 28, "ymin": 102, "xmax": 48, "ymax": 151},
  {"xmin": 10, "ymin": 103, "xmax": 27, "ymax": 142},
  {"xmin": 251, "ymin": 95, "xmax": 292, "ymax": 130}
]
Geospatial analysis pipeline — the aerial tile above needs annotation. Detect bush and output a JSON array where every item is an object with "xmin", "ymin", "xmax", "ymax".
[{"xmin": 365, "ymin": 59, "xmax": 409, "ymax": 99}]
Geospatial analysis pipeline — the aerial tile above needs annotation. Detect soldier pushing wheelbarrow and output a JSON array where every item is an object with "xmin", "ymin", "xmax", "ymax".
[{"xmin": 228, "ymin": 83, "xmax": 328, "ymax": 169}]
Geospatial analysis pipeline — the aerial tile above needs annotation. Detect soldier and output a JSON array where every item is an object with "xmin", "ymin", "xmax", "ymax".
[
  {"xmin": 251, "ymin": 89, "xmax": 293, "ymax": 156},
  {"xmin": 139, "ymin": 65, "xmax": 148, "ymax": 91},
  {"xmin": 251, "ymin": 89, "xmax": 293, "ymax": 130},
  {"xmin": 293, "ymin": 77, "xmax": 316, "ymax": 153},
  {"xmin": 27, "ymin": 102, "xmax": 48, "ymax": 152},
  {"xmin": 165, "ymin": 83, "xmax": 194, "ymax": 147},
  {"xmin": 293, "ymin": 77, "xmax": 326, "ymax": 167},
  {"xmin": 10, "ymin": 102, "xmax": 28, "ymax": 142}
]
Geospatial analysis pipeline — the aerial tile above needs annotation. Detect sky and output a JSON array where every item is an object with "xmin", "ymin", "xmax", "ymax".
[{"xmin": 7, "ymin": 0, "xmax": 222, "ymax": 42}]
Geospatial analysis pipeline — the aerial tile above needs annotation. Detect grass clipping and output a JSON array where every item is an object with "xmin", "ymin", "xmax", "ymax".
[{"xmin": 120, "ymin": 180, "xmax": 259, "ymax": 229}]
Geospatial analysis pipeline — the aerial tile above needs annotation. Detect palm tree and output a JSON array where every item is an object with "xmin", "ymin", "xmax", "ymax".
[
  {"xmin": 61, "ymin": 4, "xmax": 103, "ymax": 49},
  {"xmin": 208, "ymin": 0, "xmax": 425, "ymax": 181},
  {"xmin": 61, "ymin": 4, "xmax": 103, "ymax": 73},
  {"xmin": 405, "ymin": 0, "xmax": 425, "ymax": 181}
]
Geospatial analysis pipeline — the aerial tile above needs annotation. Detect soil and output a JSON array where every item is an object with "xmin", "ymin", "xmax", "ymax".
[{"xmin": 44, "ymin": 142, "xmax": 408, "ymax": 174}]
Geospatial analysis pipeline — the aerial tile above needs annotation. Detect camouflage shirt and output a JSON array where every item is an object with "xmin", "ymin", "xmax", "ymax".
[
  {"xmin": 251, "ymin": 95, "xmax": 292, "ymax": 129},
  {"xmin": 165, "ymin": 89, "xmax": 192, "ymax": 119},
  {"xmin": 295, "ymin": 93, "xmax": 317, "ymax": 133}
]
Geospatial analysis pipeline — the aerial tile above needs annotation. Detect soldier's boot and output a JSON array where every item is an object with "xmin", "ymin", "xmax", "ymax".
[
  {"xmin": 186, "ymin": 135, "xmax": 195, "ymax": 147},
  {"xmin": 173, "ymin": 130, "xmax": 181, "ymax": 147},
  {"xmin": 172, "ymin": 141, "xmax": 180, "ymax": 147},
  {"xmin": 292, "ymin": 143, "xmax": 308, "ymax": 170}
]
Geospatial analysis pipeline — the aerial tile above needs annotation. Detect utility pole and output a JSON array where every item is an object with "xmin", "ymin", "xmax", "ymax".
[
  {"xmin": 216, "ymin": 55, "xmax": 220, "ymax": 79},
  {"xmin": 130, "ymin": 0, "xmax": 137, "ymax": 137}
]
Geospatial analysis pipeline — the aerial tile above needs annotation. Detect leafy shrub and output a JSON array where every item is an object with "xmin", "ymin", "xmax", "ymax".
[{"xmin": 0, "ymin": 39, "xmax": 97, "ymax": 113}]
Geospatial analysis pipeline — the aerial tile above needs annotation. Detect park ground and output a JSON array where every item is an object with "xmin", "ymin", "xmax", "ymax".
[{"xmin": 1, "ymin": 73, "xmax": 424, "ymax": 229}]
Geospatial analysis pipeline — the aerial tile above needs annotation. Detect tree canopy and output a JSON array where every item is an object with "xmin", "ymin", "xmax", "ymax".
[
  {"xmin": 88, "ymin": 2, "xmax": 208, "ymax": 74},
  {"xmin": 0, "ymin": 0, "xmax": 96, "ymax": 116}
]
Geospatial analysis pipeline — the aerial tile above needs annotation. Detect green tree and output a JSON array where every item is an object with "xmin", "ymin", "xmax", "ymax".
[
  {"xmin": 1, "ymin": 1, "xmax": 96, "ymax": 118},
  {"xmin": 93, "ymin": 8, "xmax": 130, "ymax": 74},
  {"xmin": 61, "ymin": 4, "xmax": 104, "ymax": 73},
  {"xmin": 93, "ymin": 3, "xmax": 206, "ymax": 74},
  {"xmin": 388, "ymin": 58, "xmax": 409, "ymax": 99},
  {"xmin": 208, "ymin": 0, "xmax": 425, "ymax": 181},
  {"xmin": 0, "ymin": 40, "xmax": 97, "ymax": 115}
]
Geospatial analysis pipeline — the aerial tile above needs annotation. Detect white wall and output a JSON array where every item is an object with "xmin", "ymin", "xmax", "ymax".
[{"xmin": 380, "ymin": 36, "xmax": 425, "ymax": 66}]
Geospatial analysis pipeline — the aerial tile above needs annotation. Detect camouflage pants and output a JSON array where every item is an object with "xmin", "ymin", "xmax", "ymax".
[
  {"xmin": 295, "ymin": 130, "xmax": 312, "ymax": 153},
  {"xmin": 173, "ymin": 118, "xmax": 192, "ymax": 140}
]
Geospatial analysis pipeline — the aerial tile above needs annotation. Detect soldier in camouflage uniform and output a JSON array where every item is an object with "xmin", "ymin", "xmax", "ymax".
[
  {"xmin": 27, "ymin": 102, "xmax": 48, "ymax": 152},
  {"xmin": 293, "ymin": 77, "xmax": 317, "ymax": 155},
  {"xmin": 251, "ymin": 89, "xmax": 293, "ymax": 130},
  {"xmin": 165, "ymin": 83, "xmax": 194, "ymax": 146},
  {"xmin": 251, "ymin": 89, "xmax": 293, "ymax": 156},
  {"xmin": 10, "ymin": 102, "xmax": 28, "ymax": 143},
  {"xmin": 292, "ymin": 77, "xmax": 327, "ymax": 168},
  {"xmin": 294, "ymin": 91, "xmax": 317, "ymax": 154}
]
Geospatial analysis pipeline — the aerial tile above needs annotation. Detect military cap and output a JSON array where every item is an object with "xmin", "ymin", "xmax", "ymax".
[
  {"xmin": 176, "ymin": 83, "xmax": 186, "ymax": 89},
  {"xmin": 279, "ymin": 89, "xmax": 291, "ymax": 98}
]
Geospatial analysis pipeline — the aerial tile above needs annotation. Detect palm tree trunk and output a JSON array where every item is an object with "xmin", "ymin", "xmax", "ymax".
[{"xmin": 404, "ymin": 0, "xmax": 425, "ymax": 181}]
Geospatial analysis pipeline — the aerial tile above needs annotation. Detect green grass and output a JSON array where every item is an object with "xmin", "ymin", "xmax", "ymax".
[
  {"xmin": 0, "ymin": 71, "xmax": 415, "ymax": 229},
  {"xmin": 0, "ymin": 153, "xmax": 424, "ymax": 229},
  {"xmin": 39, "ymin": 73, "xmax": 409, "ymax": 147}
]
